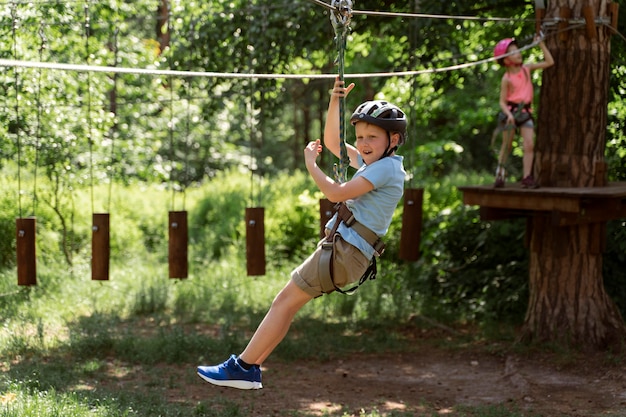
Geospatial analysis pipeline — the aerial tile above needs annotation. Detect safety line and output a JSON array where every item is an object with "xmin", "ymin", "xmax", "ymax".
[
  {"xmin": 0, "ymin": 46, "xmax": 529, "ymax": 81},
  {"xmin": 0, "ymin": 21, "xmax": 600, "ymax": 81},
  {"xmin": 306, "ymin": 0, "xmax": 535, "ymax": 22}
]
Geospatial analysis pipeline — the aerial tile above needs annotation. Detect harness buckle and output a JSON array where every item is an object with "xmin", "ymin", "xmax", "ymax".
[
  {"xmin": 373, "ymin": 239, "xmax": 385, "ymax": 256},
  {"xmin": 322, "ymin": 241, "xmax": 335, "ymax": 251}
]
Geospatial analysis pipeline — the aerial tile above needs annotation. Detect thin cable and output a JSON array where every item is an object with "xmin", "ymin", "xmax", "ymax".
[
  {"xmin": 0, "ymin": 21, "xmax": 592, "ymax": 82},
  {"xmin": 182, "ymin": 80, "xmax": 190, "ymax": 212},
  {"xmin": 107, "ymin": 21, "xmax": 119, "ymax": 213},
  {"xmin": 11, "ymin": 2, "xmax": 23, "ymax": 218},
  {"xmin": 306, "ymin": 0, "xmax": 534, "ymax": 22},
  {"xmin": 605, "ymin": 24, "xmax": 626, "ymax": 44},
  {"xmin": 84, "ymin": 3, "xmax": 94, "ymax": 214},
  {"xmin": 168, "ymin": 74, "xmax": 175, "ymax": 211},
  {"xmin": 33, "ymin": 21, "xmax": 47, "ymax": 217}
]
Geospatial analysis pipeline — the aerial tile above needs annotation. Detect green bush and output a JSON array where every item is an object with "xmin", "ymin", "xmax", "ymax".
[{"xmin": 0, "ymin": 192, "xmax": 17, "ymax": 270}]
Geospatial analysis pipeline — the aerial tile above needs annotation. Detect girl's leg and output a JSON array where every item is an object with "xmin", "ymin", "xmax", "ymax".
[
  {"xmin": 520, "ymin": 126, "xmax": 535, "ymax": 178},
  {"xmin": 239, "ymin": 279, "xmax": 313, "ymax": 365}
]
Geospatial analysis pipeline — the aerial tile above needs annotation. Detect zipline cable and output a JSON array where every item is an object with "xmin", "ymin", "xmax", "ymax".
[{"xmin": 307, "ymin": 0, "xmax": 535, "ymax": 22}]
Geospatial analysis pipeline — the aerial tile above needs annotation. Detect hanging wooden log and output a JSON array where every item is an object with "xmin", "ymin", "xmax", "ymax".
[
  {"xmin": 399, "ymin": 188, "xmax": 424, "ymax": 262},
  {"xmin": 246, "ymin": 207, "xmax": 265, "ymax": 276},
  {"xmin": 319, "ymin": 198, "xmax": 335, "ymax": 238},
  {"xmin": 16, "ymin": 217, "xmax": 36, "ymax": 286},
  {"xmin": 92, "ymin": 213, "xmax": 110, "ymax": 281},
  {"xmin": 168, "ymin": 210, "xmax": 188, "ymax": 279}
]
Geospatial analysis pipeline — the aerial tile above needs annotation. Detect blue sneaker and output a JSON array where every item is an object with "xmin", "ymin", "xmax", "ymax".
[{"xmin": 197, "ymin": 355, "xmax": 262, "ymax": 390}]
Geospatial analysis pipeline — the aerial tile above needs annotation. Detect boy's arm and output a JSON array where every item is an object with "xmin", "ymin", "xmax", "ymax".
[
  {"xmin": 527, "ymin": 37, "xmax": 554, "ymax": 71},
  {"xmin": 304, "ymin": 139, "xmax": 374, "ymax": 202},
  {"xmin": 324, "ymin": 78, "xmax": 360, "ymax": 169}
]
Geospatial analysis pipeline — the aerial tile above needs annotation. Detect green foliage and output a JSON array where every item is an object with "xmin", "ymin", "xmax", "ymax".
[
  {"xmin": 418, "ymin": 204, "xmax": 529, "ymax": 324},
  {"xmin": 0, "ymin": 189, "xmax": 17, "ymax": 270},
  {"xmin": 603, "ymin": 220, "xmax": 626, "ymax": 316}
]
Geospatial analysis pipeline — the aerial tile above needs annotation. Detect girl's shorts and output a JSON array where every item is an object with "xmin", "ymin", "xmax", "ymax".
[
  {"xmin": 291, "ymin": 234, "xmax": 370, "ymax": 298},
  {"xmin": 498, "ymin": 110, "xmax": 534, "ymax": 129}
]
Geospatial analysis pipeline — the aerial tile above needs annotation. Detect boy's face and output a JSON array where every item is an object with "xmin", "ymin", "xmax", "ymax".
[
  {"xmin": 504, "ymin": 44, "xmax": 522, "ymax": 66},
  {"xmin": 354, "ymin": 122, "xmax": 399, "ymax": 164}
]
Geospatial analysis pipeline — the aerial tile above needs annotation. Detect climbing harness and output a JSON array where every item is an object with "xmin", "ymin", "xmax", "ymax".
[
  {"xmin": 318, "ymin": 202, "xmax": 384, "ymax": 295},
  {"xmin": 330, "ymin": 0, "xmax": 353, "ymax": 184}
]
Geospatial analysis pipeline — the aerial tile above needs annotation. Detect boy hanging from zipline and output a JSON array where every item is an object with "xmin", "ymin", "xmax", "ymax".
[
  {"xmin": 493, "ymin": 34, "xmax": 554, "ymax": 189},
  {"xmin": 196, "ymin": 80, "xmax": 407, "ymax": 390}
]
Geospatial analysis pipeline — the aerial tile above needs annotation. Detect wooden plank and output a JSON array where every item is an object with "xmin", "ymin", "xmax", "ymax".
[
  {"xmin": 92, "ymin": 213, "xmax": 110, "ymax": 281},
  {"xmin": 399, "ymin": 188, "xmax": 423, "ymax": 262},
  {"xmin": 169, "ymin": 211, "xmax": 188, "ymax": 279},
  {"xmin": 479, "ymin": 207, "xmax": 529, "ymax": 221},
  {"xmin": 458, "ymin": 182, "xmax": 626, "ymax": 198},
  {"xmin": 246, "ymin": 207, "xmax": 266, "ymax": 276},
  {"xmin": 461, "ymin": 189, "xmax": 582, "ymax": 212},
  {"xmin": 16, "ymin": 217, "xmax": 36, "ymax": 286},
  {"xmin": 458, "ymin": 182, "xmax": 626, "ymax": 215},
  {"xmin": 551, "ymin": 199, "xmax": 626, "ymax": 226}
]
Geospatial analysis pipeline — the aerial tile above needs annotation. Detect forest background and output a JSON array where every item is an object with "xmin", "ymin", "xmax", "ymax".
[{"xmin": 1, "ymin": 1, "xmax": 626, "ymax": 416}]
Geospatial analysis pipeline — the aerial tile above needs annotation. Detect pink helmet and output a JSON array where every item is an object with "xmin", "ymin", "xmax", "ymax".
[{"xmin": 494, "ymin": 38, "xmax": 515, "ymax": 58}]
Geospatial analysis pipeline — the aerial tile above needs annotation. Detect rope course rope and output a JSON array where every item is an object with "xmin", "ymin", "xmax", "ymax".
[
  {"xmin": 0, "ymin": 2, "xmax": 622, "ymax": 83},
  {"xmin": 330, "ymin": 0, "xmax": 352, "ymax": 184},
  {"xmin": 83, "ymin": 2, "xmax": 95, "ymax": 214},
  {"xmin": 11, "ymin": 2, "xmax": 23, "ymax": 218},
  {"xmin": 32, "ymin": 21, "xmax": 47, "ymax": 217},
  {"xmin": 306, "ymin": 0, "xmax": 534, "ymax": 22},
  {"xmin": 0, "ymin": 19, "xmax": 602, "ymax": 81}
]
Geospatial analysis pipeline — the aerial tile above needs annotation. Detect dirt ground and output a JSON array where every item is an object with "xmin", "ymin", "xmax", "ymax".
[{"xmin": 140, "ymin": 341, "xmax": 626, "ymax": 417}]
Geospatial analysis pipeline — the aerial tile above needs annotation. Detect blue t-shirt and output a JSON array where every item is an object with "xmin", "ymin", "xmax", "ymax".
[{"xmin": 326, "ymin": 155, "xmax": 405, "ymax": 259}]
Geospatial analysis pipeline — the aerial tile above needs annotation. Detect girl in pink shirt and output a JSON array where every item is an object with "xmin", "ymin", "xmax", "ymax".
[{"xmin": 493, "ymin": 35, "xmax": 554, "ymax": 188}]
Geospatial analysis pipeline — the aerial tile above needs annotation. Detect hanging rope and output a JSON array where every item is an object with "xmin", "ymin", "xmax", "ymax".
[
  {"xmin": 32, "ymin": 21, "xmax": 47, "ymax": 217},
  {"xmin": 11, "ymin": 3, "xmax": 23, "ymax": 218},
  {"xmin": 84, "ymin": 3, "xmax": 95, "ymax": 214},
  {"xmin": 330, "ymin": 0, "xmax": 352, "ymax": 183}
]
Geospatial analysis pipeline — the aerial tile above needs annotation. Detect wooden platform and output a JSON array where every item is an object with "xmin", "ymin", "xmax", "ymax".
[{"xmin": 458, "ymin": 182, "xmax": 626, "ymax": 226}]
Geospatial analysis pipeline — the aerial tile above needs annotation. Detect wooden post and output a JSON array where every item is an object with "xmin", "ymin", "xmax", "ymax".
[
  {"xmin": 319, "ymin": 198, "xmax": 335, "ymax": 238},
  {"xmin": 92, "ymin": 213, "xmax": 110, "ymax": 281},
  {"xmin": 582, "ymin": 6, "xmax": 597, "ymax": 39},
  {"xmin": 609, "ymin": 3, "xmax": 619, "ymax": 34},
  {"xmin": 535, "ymin": 7, "xmax": 546, "ymax": 35},
  {"xmin": 246, "ymin": 207, "xmax": 265, "ymax": 276},
  {"xmin": 16, "ymin": 217, "xmax": 36, "ymax": 286},
  {"xmin": 559, "ymin": 7, "xmax": 572, "ymax": 42},
  {"xmin": 399, "ymin": 188, "xmax": 423, "ymax": 262},
  {"xmin": 168, "ymin": 211, "xmax": 188, "ymax": 279}
]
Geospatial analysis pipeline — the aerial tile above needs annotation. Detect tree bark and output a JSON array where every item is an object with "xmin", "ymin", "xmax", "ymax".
[{"xmin": 520, "ymin": 0, "xmax": 626, "ymax": 350}]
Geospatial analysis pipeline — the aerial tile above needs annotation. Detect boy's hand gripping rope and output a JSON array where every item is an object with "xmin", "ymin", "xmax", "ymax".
[{"xmin": 330, "ymin": 0, "xmax": 353, "ymax": 183}]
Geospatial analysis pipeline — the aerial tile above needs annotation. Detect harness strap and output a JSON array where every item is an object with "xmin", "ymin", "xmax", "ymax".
[
  {"xmin": 336, "ymin": 203, "xmax": 385, "ymax": 255},
  {"xmin": 506, "ymin": 101, "xmax": 532, "ymax": 113},
  {"xmin": 318, "ymin": 202, "xmax": 384, "ymax": 295}
]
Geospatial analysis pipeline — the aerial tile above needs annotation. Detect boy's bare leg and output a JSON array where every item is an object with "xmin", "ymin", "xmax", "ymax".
[
  {"xmin": 520, "ymin": 126, "xmax": 535, "ymax": 178},
  {"xmin": 239, "ymin": 280, "xmax": 313, "ymax": 365}
]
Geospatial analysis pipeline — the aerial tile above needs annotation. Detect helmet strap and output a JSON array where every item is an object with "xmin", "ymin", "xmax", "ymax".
[{"xmin": 379, "ymin": 132, "xmax": 398, "ymax": 160}]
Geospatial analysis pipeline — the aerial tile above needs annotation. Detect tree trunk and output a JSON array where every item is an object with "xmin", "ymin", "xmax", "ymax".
[
  {"xmin": 156, "ymin": 0, "xmax": 170, "ymax": 54},
  {"xmin": 520, "ymin": 0, "xmax": 626, "ymax": 350}
]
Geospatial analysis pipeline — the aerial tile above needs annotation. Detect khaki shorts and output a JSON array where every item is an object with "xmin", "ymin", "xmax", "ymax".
[{"xmin": 291, "ymin": 235, "xmax": 371, "ymax": 298}]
